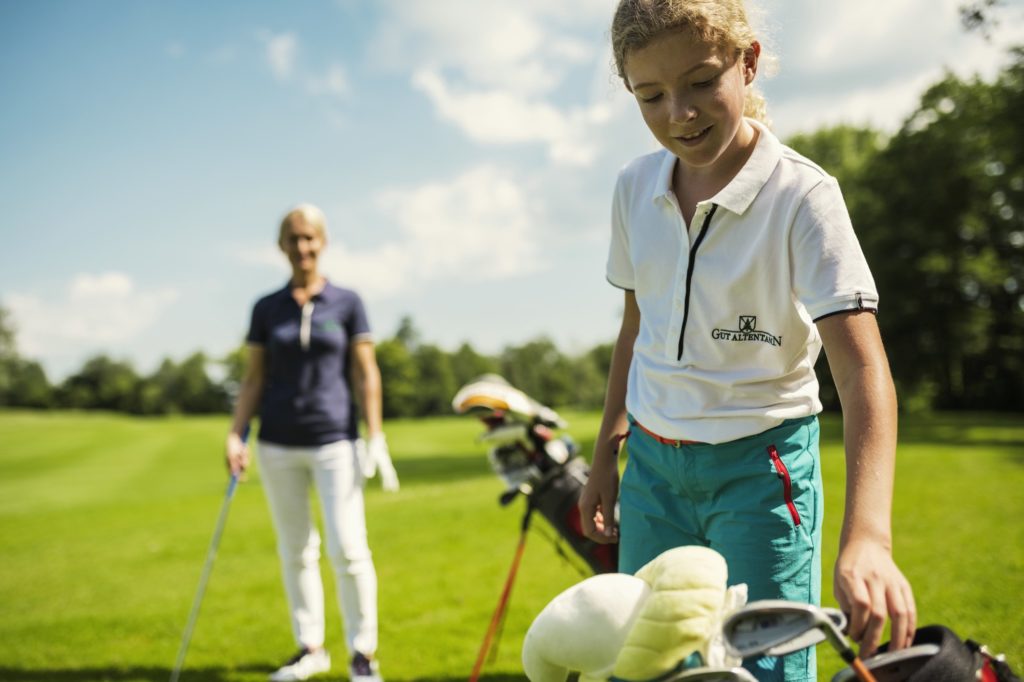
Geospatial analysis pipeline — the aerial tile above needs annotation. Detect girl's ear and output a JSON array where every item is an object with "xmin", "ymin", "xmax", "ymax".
[{"xmin": 743, "ymin": 41, "xmax": 761, "ymax": 84}]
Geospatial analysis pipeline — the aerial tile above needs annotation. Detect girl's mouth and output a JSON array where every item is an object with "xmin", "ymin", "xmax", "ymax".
[{"xmin": 675, "ymin": 125, "xmax": 712, "ymax": 146}]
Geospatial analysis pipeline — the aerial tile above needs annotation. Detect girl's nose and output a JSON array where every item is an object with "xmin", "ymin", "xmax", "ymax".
[{"xmin": 669, "ymin": 95, "xmax": 698, "ymax": 124}]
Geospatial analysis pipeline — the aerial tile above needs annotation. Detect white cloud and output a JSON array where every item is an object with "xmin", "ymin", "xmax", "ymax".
[
  {"xmin": 762, "ymin": 0, "xmax": 1024, "ymax": 137},
  {"xmin": 413, "ymin": 67, "xmax": 616, "ymax": 165},
  {"xmin": 316, "ymin": 166, "xmax": 543, "ymax": 297},
  {"xmin": 370, "ymin": 0, "xmax": 620, "ymax": 164},
  {"xmin": 264, "ymin": 31, "xmax": 297, "ymax": 80},
  {"xmin": 306, "ymin": 63, "xmax": 350, "ymax": 97},
  {"xmin": 3, "ymin": 273, "xmax": 179, "ymax": 375}
]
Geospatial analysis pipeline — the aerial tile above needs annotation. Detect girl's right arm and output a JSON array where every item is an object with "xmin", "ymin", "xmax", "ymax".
[
  {"xmin": 579, "ymin": 290, "xmax": 640, "ymax": 543},
  {"xmin": 225, "ymin": 344, "xmax": 266, "ymax": 476}
]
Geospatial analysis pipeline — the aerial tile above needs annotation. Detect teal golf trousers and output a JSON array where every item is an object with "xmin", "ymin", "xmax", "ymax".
[{"xmin": 619, "ymin": 415, "xmax": 823, "ymax": 682}]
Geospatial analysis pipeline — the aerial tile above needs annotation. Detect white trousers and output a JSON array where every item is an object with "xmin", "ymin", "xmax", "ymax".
[{"xmin": 257, "ymin": 439, "xmax": 378, "ymax": 656}]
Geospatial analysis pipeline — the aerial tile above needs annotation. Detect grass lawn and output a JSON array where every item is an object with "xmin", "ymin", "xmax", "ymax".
[{"xmin": 0, "ymin": 409, "xmax": 1020, "ymax": 681}]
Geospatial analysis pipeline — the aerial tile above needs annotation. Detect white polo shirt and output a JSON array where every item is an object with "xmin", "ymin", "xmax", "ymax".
[{"xmin": 607, "ymin": 119, "xmax": 878, "ymax": 444}]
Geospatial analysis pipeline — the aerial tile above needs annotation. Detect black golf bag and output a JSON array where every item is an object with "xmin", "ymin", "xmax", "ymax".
[
  {"xmin": 452, "ymin": 375, "xmax": 617, "ymax": 574},
  {"xmin": 830, "ymin": 624, "xmax": 1020, "ymax": 682}
]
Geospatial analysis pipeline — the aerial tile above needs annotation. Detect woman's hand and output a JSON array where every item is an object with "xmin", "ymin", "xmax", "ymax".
[{"xmin": 225, "ymin": 432, "xmax": 250, "ymax": 477}]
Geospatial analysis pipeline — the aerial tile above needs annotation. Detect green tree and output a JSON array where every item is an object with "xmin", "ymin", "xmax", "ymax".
[
  {"xmin": 58, "ymin": 355, "xmax": 140, "ymax": 412},
  {"xmin": 449, "ymin": 342, "xmax": 499, "ymax": 390},
  {"xmin": 376, "ymin": 338, "xmax": 419, "ymax": 419},
  {"xmin": 411, "ymin": 344, "xmax": 457, "ymax": 416},
  {"xmin": 2, "ymin": 358, "xmax": 52, "ymax": 408},
  {"xmin": 856, "ymin": 49, "xmax": 1024, "ymax": 409},
  {"xmin": 500, "ymin": 337, "xmax": 575, "ymax": 408}
]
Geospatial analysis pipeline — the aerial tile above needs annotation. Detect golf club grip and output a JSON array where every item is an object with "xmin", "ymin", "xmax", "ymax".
[{"xmin": 849, "ymin": 657, "xmax": 878, "ymax": 682}]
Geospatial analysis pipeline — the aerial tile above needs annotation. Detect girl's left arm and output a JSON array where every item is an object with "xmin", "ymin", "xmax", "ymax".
[
  {"xmin": 350, "ymin": 339, "xmax": 383, "ymax": 439},
  {"xmin": 817, "ymin": 310, "xmax": 916, "ymax": 656}
]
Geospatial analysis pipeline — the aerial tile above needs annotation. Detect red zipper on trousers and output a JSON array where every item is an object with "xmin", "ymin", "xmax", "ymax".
[{"xmin": 767, "ymin": 445, "xmax": 801, "ymax": 526}]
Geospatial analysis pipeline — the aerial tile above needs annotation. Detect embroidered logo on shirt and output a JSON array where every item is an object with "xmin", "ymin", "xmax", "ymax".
[
  {"xmin": 712, "ymin": 316, "xmax": 782, "ymax": 347},
  {"xmin": 320, "ymin": 320, "xmax": 343, "ymax": 333}
]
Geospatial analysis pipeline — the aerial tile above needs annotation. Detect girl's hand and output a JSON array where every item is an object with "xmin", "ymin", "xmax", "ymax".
[
  {"xmin": 579, "ymin": 446, "xmax": 621, "ymax": 544},
  {"xmin": 225, "ymin": 432, "xmax": 250, "ymax": 477},
  {"xmin": 834, "ymin": 538, "xmax": 916, "ymax": 657}
]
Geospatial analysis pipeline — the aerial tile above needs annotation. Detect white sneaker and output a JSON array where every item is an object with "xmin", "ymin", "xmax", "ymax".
[
  {"xmin": 349, "ymin": 652, "xmax": 383, "ymax": 682},
  {"xmin": 269, "ymin": 647, "xmax": 331, "ymax": 681}
]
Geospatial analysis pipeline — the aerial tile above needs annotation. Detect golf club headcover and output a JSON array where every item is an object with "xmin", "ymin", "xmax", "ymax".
[
  {"xmin": 612, "ymin": 546, "xmax": 743, "ymax": 681},
  {"xmin": 522, "ymin": 572, "xmax": 652, "ymax": 682},
  {"xmin": 521, "ymin": 546, "xmax": 747, "ymax": 682}
]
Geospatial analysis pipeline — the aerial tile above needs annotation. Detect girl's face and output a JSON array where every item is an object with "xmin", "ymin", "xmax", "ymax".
[
  {"xmin": 624, "ymin": 30, "xmax": 758, "ymax": 181},
  {"xmin": 279, "ymin": 216, "xmax": 324, "ymax": 276}
]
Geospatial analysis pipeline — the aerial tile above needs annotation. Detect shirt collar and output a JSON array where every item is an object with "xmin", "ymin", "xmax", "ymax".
[
  {"xmin": 278, "ymin": 278, "xmax": 335, "ymax": 302},
  {"xmin": 650, "ymin": 118, "xmax": 782, "ymax": 215}
]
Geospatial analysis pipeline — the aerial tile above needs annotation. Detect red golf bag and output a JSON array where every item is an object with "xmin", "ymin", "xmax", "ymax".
[{"xmin": 452, "ymin": 375, "xmax": 617, "ymax": 574}]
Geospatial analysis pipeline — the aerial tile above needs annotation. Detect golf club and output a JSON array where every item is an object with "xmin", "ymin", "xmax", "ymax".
[
  {"xmin": 829, "ymin": 643, "xmax": 941, "ymax": 682},
  {"xmin": 723, "ymin": 600, "xmax": 877, "ymax": 682},
  {"xmin": 666, "ymin": 667, "xmax": 758, "ymax": 681},
  {"xmin": 169, "ymin": 432, "xmax": 247, "ymax": 682},
  {"xmin": 757, "ymin": 606, "xmax": 847, "ymax": 656}
]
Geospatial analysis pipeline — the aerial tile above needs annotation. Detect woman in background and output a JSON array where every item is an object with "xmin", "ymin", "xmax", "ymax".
[{"xmin": 226, "ymin": 203, "xmax": 398, "ymax": 682}]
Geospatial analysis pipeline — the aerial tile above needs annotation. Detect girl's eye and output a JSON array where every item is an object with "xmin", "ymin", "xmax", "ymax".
[
  {"xmin": 694, "ymin": 76, "xmax": 717, "ymax": 88},
  {"xmin": 639, "ymin": 93, "xmax": 663, "ymax": 104}
]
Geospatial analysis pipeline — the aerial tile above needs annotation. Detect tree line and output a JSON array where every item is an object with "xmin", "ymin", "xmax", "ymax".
[{"xmin": 2, "ymin": 47, "xmax": 1022, "ymax": 415}]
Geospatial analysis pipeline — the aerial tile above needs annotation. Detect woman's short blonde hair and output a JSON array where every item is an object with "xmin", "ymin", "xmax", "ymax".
[
  {"xmin": 278, "ymin": 203, "xmax": 328, "ymax": 246},
  {"xmin": 611, "ymin": 0, "xmax": 771, "ymax": 124}
]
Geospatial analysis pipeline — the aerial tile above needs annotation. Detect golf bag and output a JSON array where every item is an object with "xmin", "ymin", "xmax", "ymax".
[
  {"xmin": 830, "ymin": 624, "xmax": 1020, "ymax": 682},
  {"xmin": 452, "ymin": 375, "xmax": 617, "ymax": 574}
]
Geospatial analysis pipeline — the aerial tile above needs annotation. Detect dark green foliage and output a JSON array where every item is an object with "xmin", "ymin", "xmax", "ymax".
[{"xmin": 787, "ymin": 47, "xmax": 1024, "ymax": 411}]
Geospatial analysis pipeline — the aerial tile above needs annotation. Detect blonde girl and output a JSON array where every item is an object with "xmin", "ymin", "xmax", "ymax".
[{"xmin": 578, "ymin": 1, "xmax": 916, "ymax": 679}]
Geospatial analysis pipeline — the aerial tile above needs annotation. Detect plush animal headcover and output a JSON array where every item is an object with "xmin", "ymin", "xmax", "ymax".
[{"xmin": 522, "ymin": 546, "xmax": 747, "ymax": 682}]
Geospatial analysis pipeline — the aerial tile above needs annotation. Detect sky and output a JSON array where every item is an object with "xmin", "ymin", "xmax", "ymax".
[{"xmin": 2, "ymin": 0, "xmax": 1023, "ymax": 381}]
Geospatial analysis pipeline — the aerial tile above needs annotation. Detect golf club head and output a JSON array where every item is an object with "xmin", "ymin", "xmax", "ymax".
[
  {"xmin": 763, "ymin": 606, "xmax": 848, "ymax": 656},
  {"xmin": 724, "ymin": 600, "xmax": 850, "ymax": 658},
  {"xmin": 666, "ymin": 667, "xmax": 758, "ymax": 682},
  {"xmin": 829, "ymin": 643, "xmax": 940, "ymax": 682}
]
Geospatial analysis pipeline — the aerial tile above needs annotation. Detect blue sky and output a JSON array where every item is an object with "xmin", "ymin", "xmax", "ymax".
[{"xmin": 2, "ymin": 0, "xmax": 1022, "ymax": 381}]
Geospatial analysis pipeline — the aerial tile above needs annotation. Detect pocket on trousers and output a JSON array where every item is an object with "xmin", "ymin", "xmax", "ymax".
[{"xmin": 767, "ymin": 443, "xmax": 801, "ymax": 527}]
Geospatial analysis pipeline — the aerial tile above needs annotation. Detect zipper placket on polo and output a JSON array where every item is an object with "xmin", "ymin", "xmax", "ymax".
[
  {"xmin": 676, "ymin": 203, "xmax": 718, "ymax": 361},
  {"xmin": 299, "ymin": 301, "xmax": 315, "ymax": 351}
]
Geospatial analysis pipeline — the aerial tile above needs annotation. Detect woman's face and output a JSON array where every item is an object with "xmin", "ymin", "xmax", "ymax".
[
  {"xmin": 624, "ymin": 30, "xmax": 758, "ymax": 181},
  {"xmin": 279, "ymin": 215, "xmax": 324, "ymax": 275}
]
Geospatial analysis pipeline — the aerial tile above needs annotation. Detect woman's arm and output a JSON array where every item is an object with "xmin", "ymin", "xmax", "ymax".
[
  {"xmin": 579, "ymin": 290, "xmax": 640, "ymax": 543},
  {"xmin": 818, "ymin": 310, "xmax": 916, "ymax": 656},
  {"xmin": 350, "ymin": 340, "xmax": 383, "ymax": 439},
  {"xmin": 225, "ymin": 344, "xmax": 266, "ymax": 475}
]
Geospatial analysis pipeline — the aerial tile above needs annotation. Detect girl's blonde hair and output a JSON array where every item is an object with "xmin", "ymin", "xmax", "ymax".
[
  {"xmin": 611, "ymin": 0, "xmax": 770, "ymax": 124},
  {"xmin": 278, "ymin": 203, "xmax": 328, "ymax": 245}
]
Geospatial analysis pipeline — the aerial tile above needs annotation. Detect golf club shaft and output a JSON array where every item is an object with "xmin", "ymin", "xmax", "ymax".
[
  {"xmin": 169, "ymin": 472, "xmax": 241, "ymax": 682},
  {"xmin": 839, "ymin": 647, "xmax": 878, "ymax": 682}
]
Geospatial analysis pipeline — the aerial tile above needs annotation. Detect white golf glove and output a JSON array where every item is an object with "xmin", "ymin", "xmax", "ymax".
[{"xmin": 359, "ymin": 433, "xmax": 400, "ymax": 492}]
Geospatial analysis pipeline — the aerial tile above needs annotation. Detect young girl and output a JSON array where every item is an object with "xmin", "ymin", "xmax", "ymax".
[
  {"xmin": 578, "ymin": 1, "xmax": 916, "ymax": 679},
  {"xmin": 226, "ymin": 204, "xmax": 397, "ymax": 682}
]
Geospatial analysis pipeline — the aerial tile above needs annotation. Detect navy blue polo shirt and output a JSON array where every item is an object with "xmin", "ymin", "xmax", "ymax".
[{"xmin": 247, "ymin": 281, "xmax": 371, "ymax": 446}]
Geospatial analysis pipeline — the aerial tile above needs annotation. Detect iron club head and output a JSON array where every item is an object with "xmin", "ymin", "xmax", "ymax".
[{"xmin": 723, "ymin": 600, "xmax": 848, "ymax": 658}]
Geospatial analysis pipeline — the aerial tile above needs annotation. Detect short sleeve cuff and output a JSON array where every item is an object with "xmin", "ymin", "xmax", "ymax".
[{"xmin": 809, "ymin": 292, "xmax": 879, "ymax": 322}]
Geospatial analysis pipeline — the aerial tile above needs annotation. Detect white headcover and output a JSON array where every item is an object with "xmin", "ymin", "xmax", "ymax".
[{"xmin": 522, "ymin": 546, "xmax": 748, "ymax": 682}]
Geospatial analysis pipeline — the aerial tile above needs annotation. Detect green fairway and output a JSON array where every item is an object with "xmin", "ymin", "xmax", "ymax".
[{"xmin": 0, "ymin": 410, "xmax": 1020, "ymax": 681}]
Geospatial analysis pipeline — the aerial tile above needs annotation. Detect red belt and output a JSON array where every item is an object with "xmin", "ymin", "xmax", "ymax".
[{"xmin": 631, "ymin": 420, "xmax": 703, "ymax": 447}]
